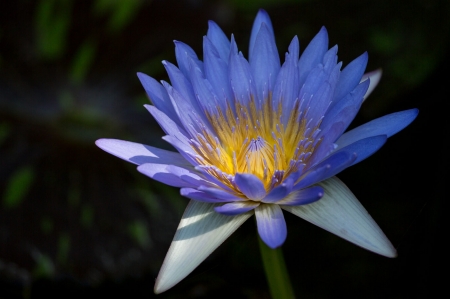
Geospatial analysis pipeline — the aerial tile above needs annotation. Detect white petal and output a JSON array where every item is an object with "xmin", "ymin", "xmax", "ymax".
[
  {"xmin": 361, "ymin": 69, "xmax": 382, "ymax": 102},
  {"xmin": 154, "ymin": 200, "xmax": 252, "ymax": 293},
  {"xmin": 282, "ymin": 176, "xmax": 397, "ymax": 257}
]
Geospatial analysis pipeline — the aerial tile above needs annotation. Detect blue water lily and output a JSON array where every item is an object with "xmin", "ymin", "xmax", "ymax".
[{"xmin": 96, "ymin": 9, "xmax": 417, "ymax": 293}]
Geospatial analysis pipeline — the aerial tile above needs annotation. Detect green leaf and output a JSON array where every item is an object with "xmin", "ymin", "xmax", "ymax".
[{"xmin": 3, "ymin": 166, "xmax": 35, "ymax": 209}]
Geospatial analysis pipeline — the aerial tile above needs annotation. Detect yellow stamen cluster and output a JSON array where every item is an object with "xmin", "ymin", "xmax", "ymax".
[{"xmin": 191, "ymin": 97, "xmax": 319, "ymax": 192}]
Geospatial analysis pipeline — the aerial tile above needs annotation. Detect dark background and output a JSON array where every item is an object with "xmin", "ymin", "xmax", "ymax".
[{"xmin": 0, "ymin": 0, "xmax": 447, "ymax": 298}]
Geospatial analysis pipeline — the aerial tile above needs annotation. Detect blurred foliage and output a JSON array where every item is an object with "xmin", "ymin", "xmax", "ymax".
[
  {"xmin": 2, "ymin": 166, "xmax": 35, "ymax": 209},
  {"xmin": 93, "ymin": 0, "xmax": 145, "ymax": 33},
  {"xmin": 0, "ymin": 0, "xmax": 448, "ymax": 298},
  {"xmin": 34, "ymin": 0, "xmax": 73, "ymax": 60}
]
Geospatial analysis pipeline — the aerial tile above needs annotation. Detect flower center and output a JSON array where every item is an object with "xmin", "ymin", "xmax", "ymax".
[{"xmin": 191, "ymin": 96, "xmax": 320, "ymax": 192}]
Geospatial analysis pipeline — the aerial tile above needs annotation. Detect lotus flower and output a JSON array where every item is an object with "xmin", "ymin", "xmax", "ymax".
[{"xmin": 96, "ymin": 9, "xmax": 417, "ymax": 293}]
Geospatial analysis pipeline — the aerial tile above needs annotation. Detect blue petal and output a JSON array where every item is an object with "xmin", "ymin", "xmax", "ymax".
[
  {"xmin": 180, "ymin": 188, "xmax": 232, "ymax": 203},
  {"xmin": 262, "ymin": 178, "xmax": 294, "ymax": 203},
  {"xmin": 234, "ymin": 173, "xmax": 267, "ymax": 200},
  {"xmin": 255, "ymin": 204, "xmax": 287, "ymax": 248},
  {"xmin": 294, "ymin": 151, "xmax": 356, "ymax": 190},
  {"xmin": 278, "ymin": 186, "xmax": 324, "ymax": 206},
  {"xmin": 137, "ymin": 72, "xmax": 180, "ymax": 126},
  {"xmin": 197, "ymin": 185, "xmax": 244, "ymax": 202},
  {"xmin": 308, "ymin": 122, "xmax": 342, "ymax": 165},
  {"xmin": 188, "ymin": 57, "xmax": 220, "ymax": 114},
  {"xmin": 145, "ymin": 105, "xmax": 190, "ymax": 142},
  {"xmin": 229, "ymin": 40, "xmax": 257, "ymax": 107},
  {"xmin": 174, "ymin": 41, "xmax": 203, "ymax": 78},
  {"xmin": 305, "ymin": 74, "xmax": 334, "ymax": 125},
  {"xmin": 336, "ymin": 109, "xmax": 419, "ymax": 149},
  {"xmin": 166, "ymin": 165, "xmax": 211, "ymax": 187},
  {"xmin": 95, "ymin": 139, "xmax": 191, "ymax": 167},
  {"xmin": 202, "ymin": 36, "xmax": 233, "ymax": 110},
  {"xmin": 162, "ymin": 61, "xmax": 197, "ymax": 110},
  {"xmin": 207, "ymin": 20, "xmax": 230, "ymax": 62},
  {"xmin": 333, "ymin": 52, "xmax": 368, "ymax": 105},
  {"xmin": 298, "ymin": 26, "xmax": 329, "ymax": 87},
  {"xmin": 272, "ymin": 37, "xmax": 300, "ymax": 123},
  {"xmin": 250, "ymin": 23, "xmax": 280, "ymax": 102},
  {"xmin": 137, "ymin": 163, "xmax": 196, "ymax": 188},
  {"xmin": 334, "ymin": 135, "xmax": 387, "ymax": 166},
  {"xmin": 320, "ymin": 79, "xmax": 370, "ymax": 134},
  {"xmin": 162, "ymin": 81, "xmax": 200, "ymax": 136},
  {"xmin": 299, "ymin": 46, "xmax": 338, "ymax": 110},
  {"xmin": 249, "ymin": 9, "xmax": 274, "ymax": 60},
  {"xmin": 162, "ymin": 135, "xmax": 199, "ymax": 166},
  {"xmin": 162, "ymin": 81, "xmax": 211, "ymax": 137},
  {"xmin": 215, "ymin": 201, "xmax": 259, "ymax": 215}
]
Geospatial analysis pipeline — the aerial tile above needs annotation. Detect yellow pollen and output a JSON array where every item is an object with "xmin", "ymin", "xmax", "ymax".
[{"xmin": 191, "ymin": 96, "xmax": 319, "ymax": 192}]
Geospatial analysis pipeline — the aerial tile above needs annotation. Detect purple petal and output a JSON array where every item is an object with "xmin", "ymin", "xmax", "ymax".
[
  {"xmin": 277, "ymin": 186, "xmax": 324, "ymax": 206},
  {"xmin": 282, "ymin": 176, "xmax": 397, "ymax": 258},
  {"xmin": 137, "ymin": 163, "xmax": 196, "ymax": 188},
  {"xmin": 250, "ymin": 23, "xmax": 280, "ymax": 102},
  {"xmin": 95, "ymin": 138, "xmax": 190, "ymax": 167},
  {"xmin": 215, "ymin": 201, "xmax": 260, "ymax": 215},
  {"xmin": 234, "ymin": 173, "xmax": 267, "ymax": 200},
  {"xmin": 336, "ymin": 109, "xmax": 419, "ymax": 149},
  {"xmin": 249, "ymin": 9, "xmax": 274, "ymax": 59},
  {"xmin": 255, "ymin": 204, "xmax": 287, "ymax": 248},
  {"xmin": 207, "ymin": 20, "xmax": 230, "ymax": 62},
  {"xmin": 154, "ymin": 200, "xmax": 252, "ymax": 293}
]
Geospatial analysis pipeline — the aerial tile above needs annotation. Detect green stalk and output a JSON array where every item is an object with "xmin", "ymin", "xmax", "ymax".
[{"xmin": 258, "ymin": 237, "xmax": 296, "ymax": 299}]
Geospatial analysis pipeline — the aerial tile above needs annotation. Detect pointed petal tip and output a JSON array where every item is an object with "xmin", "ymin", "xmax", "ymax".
[
  {"xmin": 284, "ymin": 177, "xmax": 399, "ymax": 258},
  {"xmin": 153, "ymin": 201, "xmax": 252, "ymax": 294},
  {"xmin": 256, "ymin": 8, "xmax": 270, "ymax": 19},
  {"xmin": 319, "ymin": 26, "xmax": 328, "ymax": 35},
  {"xmin": 362, "ymin": 68, "xmax": 382, "ymax": 100}
]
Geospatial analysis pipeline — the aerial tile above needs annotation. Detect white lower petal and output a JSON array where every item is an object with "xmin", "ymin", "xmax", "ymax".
[
  {"xmin": 154, "ymin": 200, "xmax": 252, "ymax": 293},
  {"xmin": 361, "ymin": 69, "xmax": 382, "ymax": 102},
  {"xmin": 282, "ymin": 176, "xmax": 397, "ymax": 257}
]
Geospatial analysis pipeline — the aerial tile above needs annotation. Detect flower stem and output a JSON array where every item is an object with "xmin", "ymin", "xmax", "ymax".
[{"xmin": 258, "ymin": 237, "xmax": 295, "ymax": 299}]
